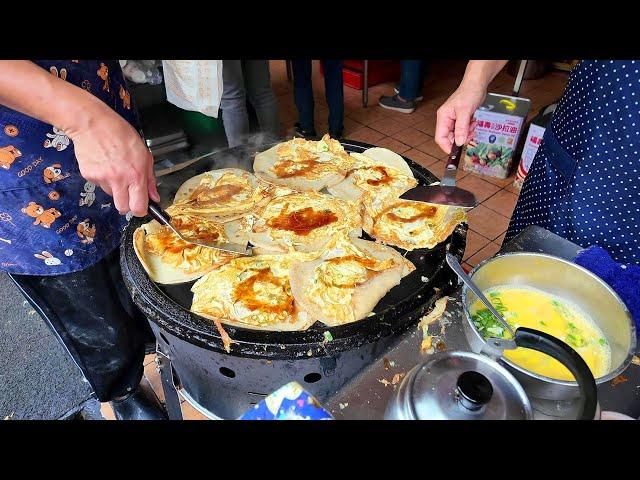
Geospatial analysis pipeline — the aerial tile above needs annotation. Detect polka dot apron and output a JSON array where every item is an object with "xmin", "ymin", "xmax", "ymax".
[
  {"xmin": 0, "ymin": 61, "xmax": 139, "ymax": 275},
  {"xmin": 506, "ymin": 60, "xmax": 640, "ymax": 265}
]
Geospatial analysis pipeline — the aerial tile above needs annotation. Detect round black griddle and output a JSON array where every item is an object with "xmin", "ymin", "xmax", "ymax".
[{"xmin": 120, "ymin": 139, "xmax": 468, "ymax": 359}]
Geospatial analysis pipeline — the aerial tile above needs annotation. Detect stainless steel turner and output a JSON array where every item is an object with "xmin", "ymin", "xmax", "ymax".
[
  {"xmin": 400, "ymin": 143, "xmax": 477, "ymax": 208},
  {"xmin": 147, "ymin": 200, "xmax": 253, "ymax": 256}
]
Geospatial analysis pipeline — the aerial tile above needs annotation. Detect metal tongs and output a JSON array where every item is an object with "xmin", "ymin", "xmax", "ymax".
[
  {"xmin": 400, "ymin": 143, "xmax": 477, "ymax": 208},
  {"xmin": 445, "ymin": 253, "xmax": 516, "ymax": 356},
  {"xmin": 147, "ymin": 200, "xmax": 253, "ymax": 256}
]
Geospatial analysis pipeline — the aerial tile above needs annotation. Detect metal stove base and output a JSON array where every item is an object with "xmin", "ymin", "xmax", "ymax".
[{"xmin": 178, "ymin": 388, "xmax": 221, "ymax": 420}]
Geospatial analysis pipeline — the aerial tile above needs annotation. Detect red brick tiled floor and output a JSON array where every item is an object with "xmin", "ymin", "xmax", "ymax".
[{"xmin": 103, "ymin": 60, "xmax": 569, "ymax": 420}]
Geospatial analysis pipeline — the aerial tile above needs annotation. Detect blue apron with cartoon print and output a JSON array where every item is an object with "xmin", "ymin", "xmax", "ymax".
[
  {"xmin": 0, "ymin": 60, "xmax": 138, "ymax": 275},
  {"xmin": 506, "ymin": 60, "xmax": 640, "ymax": 265}
]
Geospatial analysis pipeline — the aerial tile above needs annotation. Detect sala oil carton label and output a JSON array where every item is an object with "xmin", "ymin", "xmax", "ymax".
[{"xmin": 464, "ymin": 110, "xmax": 524, "ymax": 179}]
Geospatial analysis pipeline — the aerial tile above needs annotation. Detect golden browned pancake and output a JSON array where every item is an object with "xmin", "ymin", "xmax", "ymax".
[
  {"xmin": 253, "ymin": 134, "xmax": 354, "ymax": 191},
  {"xmin": 289, "ymin": 236, "xmax": 415, "ymax": 326},
  {"xmin": 361, "ymin": 190, "xmax": 466, "ymax": 251},
  {"xmin": 168, "ymin": 168, "xmax": 270, "ymax": 222},
  {"xmin": 249, "ymin": 191, "xmax": 362, "ymax": 253},
  {"xmin": 133, "ymin": 214, "xmax": 238, "ymax": 284},
  {"xmin": 190, "ymin": 253, "xmax": 316, "ymax": 331}
]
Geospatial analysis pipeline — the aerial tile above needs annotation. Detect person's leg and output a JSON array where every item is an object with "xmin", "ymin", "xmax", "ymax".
[
  {"xmin": 9, "ymin": 248, "xmax": 157, "ymax": 406},
  {"xmin": 220, "ymin": 60, "xmax": 250, "ymax": 148},
  {"xmin": 398, "ymin": 60, "xmax": 422, "ymax": 102},
  {"xmin": 419, "ymin": 60, "xmax": 429, "ymax": 89},
  {"xmin": 291, "ymin": 60, "xmax": 316, "ymax": 136},
  {"xmin": 379, "ymin": 60, "xmax": 418, "ymax": 114},
  {"xmin": 321, "ymin": 60, "xmax": 345, "ymax": 138},
  {"xmin": 242, "ymin": 60, "xmax": 282, "ymax": 142}
]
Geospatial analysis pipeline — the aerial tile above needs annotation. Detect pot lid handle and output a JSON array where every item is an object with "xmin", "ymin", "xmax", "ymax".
[{"xmin": 456, "ymin": 371, "xmax": 493, "ymax": 411}]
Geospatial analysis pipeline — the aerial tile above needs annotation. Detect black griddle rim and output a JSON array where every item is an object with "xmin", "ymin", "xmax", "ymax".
[{"xmin": 120, "ymin": 139, "xmax": 467, "ymax": 358}]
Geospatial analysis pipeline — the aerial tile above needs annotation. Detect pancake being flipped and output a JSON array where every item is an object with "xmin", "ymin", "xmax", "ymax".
[
  {"xmin": 361, "ymin": 190, "xmax": 466, "ymax": 251},
  {"xmin": 249, "ymin": 191, "xmax": 362, "ymax": 253},
  {"xmin": 289, "ymin": 236, "xmax": 416, "ymax": 326},
  {"xmin": 168, "ymin": 168, "xmax": 270, "ymax": 222},
  {"xmin": 253, "ymin": 134, "xmax": 354, "ymax": 191},
  {"xmin": 328, "ymin": 148, "xmax": 418, "ymax": 203},
  {"xmin": 133, "ymin": 214, "xmax": 238, "ymax": 284},
  {"xmin": 190, "ymin": 252, "xmax": 316, "ymax": 331}
]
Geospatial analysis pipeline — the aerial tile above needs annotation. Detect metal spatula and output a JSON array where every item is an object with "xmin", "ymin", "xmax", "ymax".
[
  {"xmin": 400, "ymin": 143, "xmax": 477, "ymax": 208},
  {"xmin": 147, "ymin": 200, "xmax": 253, "ymax": 256}
]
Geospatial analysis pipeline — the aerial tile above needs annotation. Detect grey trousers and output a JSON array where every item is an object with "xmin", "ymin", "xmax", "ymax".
[{"xmin": 220, "ymin": 60, "xmax": 281, "ymax": 148}]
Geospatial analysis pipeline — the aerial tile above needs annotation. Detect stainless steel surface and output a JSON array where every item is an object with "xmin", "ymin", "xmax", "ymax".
[
  {"xmin": 155, "ymin": 151, "xmax": 219, "ymax": 178},
  {"xmin": 150, "ymin": 139, "xmax": 190, "ymax": 158},
  {"xmin": 363, "ymin": 60, "xmax": 369, "ymax": 108},
  {"xmin": 400, "ymin": 185, "xmax": 477, "ymax": 208},
  {"xmin": 400, "ymin": 145, "xmax": 477, "ymax": 208},
  {"xmin": 482, "ymin": 93, "xmax": 531, "ymax": 118},
  {"xmin": 147, "ymin": 202, "xmax": 253, "ymax": 256},
  {"xmin": 512, "ymin": 60, "xmax": 528, "ymax": 96},
  {"xmin": 384, "ymin": 350, "xmax": 532, "ymax": 420},
  {"xmin": 461, "ymin": 253, "xmax": 635, "ymax": 404},
  {"xmin": 446, "ymin": 253, "xmax": 514, "ymax": 337},
  {"xmin": 325, "ymin": 227, "xmax": 640, "ymax": 420},
  {"xmin": 146, "ymin": 131, "xmax": 188, "ymax": 148}
]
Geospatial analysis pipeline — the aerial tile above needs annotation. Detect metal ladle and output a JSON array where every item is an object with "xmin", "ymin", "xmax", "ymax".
[{"xmin": 445, "ymin": 253, "xmax": 515, "ymax": 337}]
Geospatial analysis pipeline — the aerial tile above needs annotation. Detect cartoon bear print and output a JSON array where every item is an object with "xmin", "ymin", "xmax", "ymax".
[
  {"xmin": 77, "ymin": 219, "xmax": 97, "ymax": 244},
  {"xmin": 34, "ymin": 251, "xmax": 61, "ymax": 266},
  {"xmin": 119, "ymin": 85, "xmax": 131, "ymax": 110},
  {"xmin": 49, "ymin": 66, "xmax": 67, "ymax": 81},
  {"xmin": 97, "ymin": 63, "xmax": 110, "ymax": 92},
  {"xmin": 43, "ymin": 163, "xmax": 65, "ymax": 184},
  {"xmin": 0, "ymin": 145, "xmax": 21, "ymax": 170},
  {"xmin": 43, "ymin": 127, "xmax": 70, "ymax": 151},
  {"xmin": 21, "ymin": 202, "xmax": 61, "ymax": 228},
  {"xmin": 79, "ymin": 181, "xmax": 96, "ymax": 207}
]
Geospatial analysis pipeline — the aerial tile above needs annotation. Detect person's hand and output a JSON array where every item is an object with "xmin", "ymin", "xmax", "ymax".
[
  {"xmin": 69, "ymin": 104, "xmax": 160, "ymax": 217},
  {"xmin": 435, "ymin": 83, "xmax": 487, "ymax": 153}
]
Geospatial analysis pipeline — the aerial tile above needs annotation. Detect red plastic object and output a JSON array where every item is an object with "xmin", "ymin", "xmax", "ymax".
[{"xmin": 320, "ymin": 60, "xmax": 401, "ymax": 90}]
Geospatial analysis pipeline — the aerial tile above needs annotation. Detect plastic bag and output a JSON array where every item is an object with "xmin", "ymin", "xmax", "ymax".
[
  {"xmin": 121, "ymin": 60, "xmax": 163, "ymax": 85},
  {"xmin": 162, "ymin": 60, "xmax": 223, "ymax": 118}
]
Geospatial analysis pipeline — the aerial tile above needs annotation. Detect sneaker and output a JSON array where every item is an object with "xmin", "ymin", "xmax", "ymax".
[
  {"xmin": 394, "ymin": 85, "xmax": 423, "ymax": 102},
  {"xmin": 378, "ymin": 94, "xmax": 416, "ymax": 114},
  {"xmin": 294, "ymin": 122, "xmax": 318, "ymax": 140}
]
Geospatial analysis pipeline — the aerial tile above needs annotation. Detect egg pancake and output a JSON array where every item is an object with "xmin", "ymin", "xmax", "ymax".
[
  {"xmin": 361, "ymin": 190, "xmax": 466, "ymax": 251},
  {"xmin": 289, "ymin": 236, "xmax": 415, "ymax": 326},
  {"xmin": 249, "ymin": 191, "xmax": 362, "ymax": 253},
  {"xmin": 133, "ymin": 215, "xmax": 238, "ymax": 284},
  {"xmin": 253, "ymin": 134, "xmax": 354, "ymax": 191},
  {"xmin": 168, "ymin": 168, "xmax": 270, "ymax": 222},
  {"xmin": 328, "ymin": 148, "xmax": 417, "ymax": 203},
  {"xmin": 190, "ymin": 253, "xmax": 316, "ymax": 331}
]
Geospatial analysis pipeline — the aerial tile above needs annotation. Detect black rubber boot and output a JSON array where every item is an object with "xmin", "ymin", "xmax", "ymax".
[{"xmin": 110, "ymin": 386, "xmax": 168, "ymax": 420}]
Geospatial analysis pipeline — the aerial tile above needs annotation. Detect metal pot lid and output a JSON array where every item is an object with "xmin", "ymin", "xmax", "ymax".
[{"xmin": 409, "ymin": 350, "xmax": 533, "ymax": 420}]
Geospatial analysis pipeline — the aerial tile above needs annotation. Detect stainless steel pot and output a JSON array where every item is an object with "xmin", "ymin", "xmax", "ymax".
[
  {"xmin": 461, "ymin": 252, "xmax": 636, "ymax": 417},
  {"xmin": 384, "ymin": 350, "xmax": 534, "ymax": 420},
  {"xmin": 384, "ymin": 332, "xmax": 599, "ymax": 420}
]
